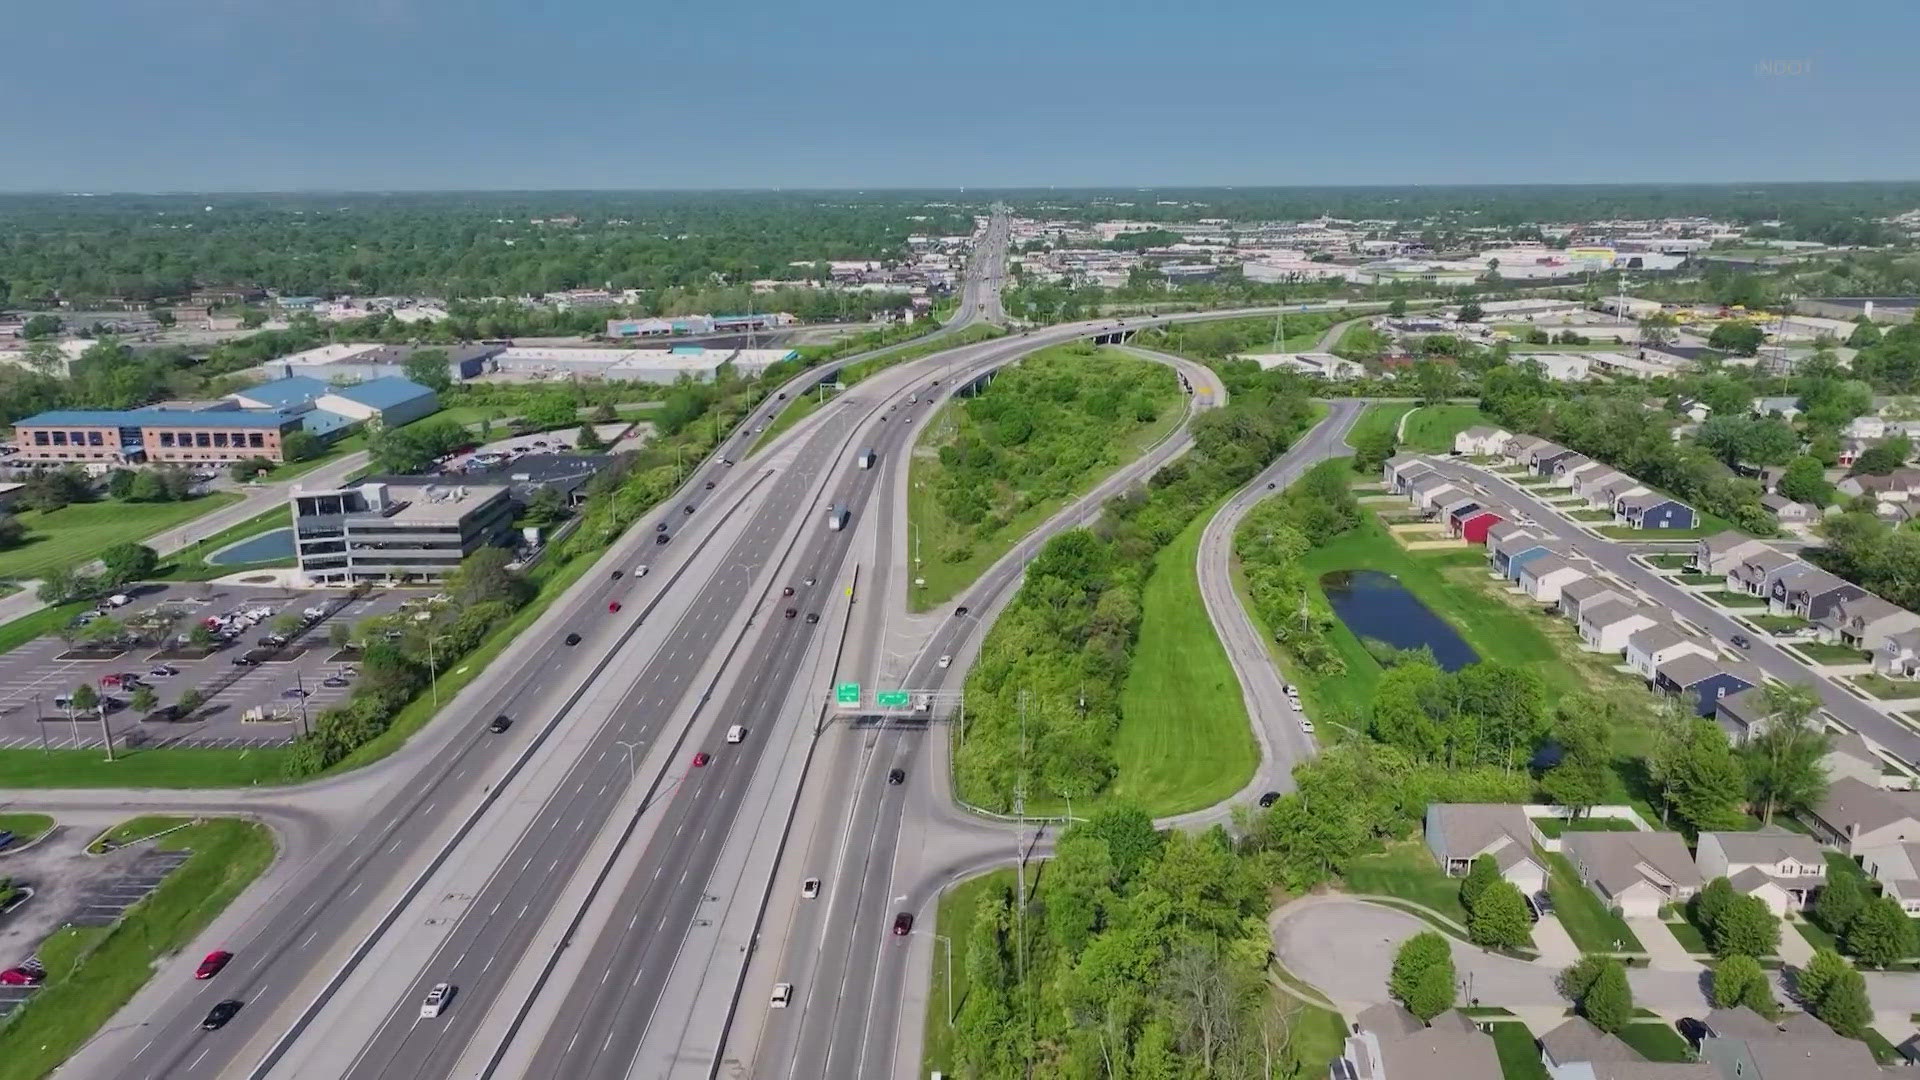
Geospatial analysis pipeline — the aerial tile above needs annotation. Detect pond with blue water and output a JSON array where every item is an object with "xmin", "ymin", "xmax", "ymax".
[
  {"xmin": 1320, "ymin": 569, "xmax": 1480, "ymax": 671},
  {"xmin": 206, "ymin": 527, "xmax": 295, "ymax": 566}
]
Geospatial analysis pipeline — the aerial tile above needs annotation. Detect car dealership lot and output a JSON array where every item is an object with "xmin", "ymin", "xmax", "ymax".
[{"xmin": 0, "ymin": 584, "xmax": 411, "ymax": 749}]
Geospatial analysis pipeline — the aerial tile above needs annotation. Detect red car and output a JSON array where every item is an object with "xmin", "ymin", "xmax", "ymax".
[
  {"xmin": 0, "ymin": 966, "xmax": 42, "ymax": 986},
  {"xmin": 194, "ymin": 950, "xmax": 233, "ymax": 980},
  {"xmin": 608, "ymin": 601, "xmax": 622, "ymax": 613},
  {"xmin": 692, "ymin": 752, "xmax": 711, "ymax": 768},
  {"xmin": 892, "ymin": 912, "xmax": 914, "ymax": 936}
]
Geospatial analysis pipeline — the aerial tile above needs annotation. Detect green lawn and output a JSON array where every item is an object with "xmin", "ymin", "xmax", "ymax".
[
  {"xmin": 1794, "ymin": 642, "xmax": 1869, "ymax": 664},
  {"xmin": 1532, "ymin": 816, "xmax": 1639, "ymax": 838},
  {"xmin": 261, "ymin": 430, "xmax": 367, "ymax": 481},
  {"xmin": 1546, "ymin": 853, "xmax": 1644, "ymax": 954},
  {"xmin": 0, "ymin": 493, "xmax": 244, "ymax": 581},
  {"xmin": 905, "ymin": 346, "xmax": 1184, "ymax": 609},
  {"xmin": 1704, "ymin": 591, "xmax": 1767, "ymax": 609},
  {"xmin": 1865, "ymin": 1028, "xmax": 1901, "ymax": 1065},
  {"xmin": 1568, "ymin": 509, "xmax": 1616, "ymax": 522},
  {"xmin": 1108, "ymin": 502, "xmax": 1257, "ymax": 815},
  {"xmin": 0, "ymin": 813, "xmax": 54, "ymax": 844},
  {"xmin": 1645, "ymin": 554, "xmax": 1694, "ymax": 569},
  {"xmin": 1399, "ymin": 405, "xmax": 1496, "ymax": 454},
  {"xmin": 1855, "ymin": 674, "xmax": 1920, "ymax": 700},
  {"xmin": 1488, "ymin": 1022, "xmax": 1550, "ymax": 1080},
  {"xmin": 1345, "ymin": 841, "xmax": 1471, "ymax": 926},
  {"xmin": 0, "ymin": 816, "xmax": 273, "ymax": 1080},
  {"xmin": 921, "ymin": 868, "xmax": 1014, "ymax": 1079},
  {"xmin": 1345, "ymin": 403, "xmax": 1413, "ymax": 457},
  {"xmin": 1280, "ymin": 996, "xmax": 1350, "ymax": 1076},
  {"xmin": 0, "ymin": 747, "xmax": 285, "ymax": 789},
  {"xmin": 1676, "ymin": 573, "xmax": 1721, "ymax": 585},
  {"xmin": 1664, "ymin": 918, "xmax": 1710, "ymax": 954},
  {"xmin": 1618, "ymin": 1022, "xmax": 1693, "ymax": 1062}
]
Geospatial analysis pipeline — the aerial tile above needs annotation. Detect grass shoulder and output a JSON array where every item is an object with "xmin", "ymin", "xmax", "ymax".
[{"xmin": 0, "ymin": 492, "xmax": 245, "ymax": 582}]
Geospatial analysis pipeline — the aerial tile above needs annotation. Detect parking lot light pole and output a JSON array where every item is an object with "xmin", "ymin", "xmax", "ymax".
[{"xmin": 292, "ymin": 671, "xmax": 311, "ymax": 737}]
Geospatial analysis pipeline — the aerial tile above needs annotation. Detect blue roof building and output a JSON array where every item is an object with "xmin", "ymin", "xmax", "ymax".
[{"xmin": 229, "ymin": 376, "xmax": 332, "ymax": 411}]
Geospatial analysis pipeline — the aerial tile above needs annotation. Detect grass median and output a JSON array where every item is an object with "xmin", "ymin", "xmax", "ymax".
[
  {"xmin": 0, "ymin": 816, "xmax": 274, "ymax": 1080},
  {"xmin": 0, "ymin": 813, "xmax": 54, "ymax": 844},
  {"xmin": 1105, "ymin": 501, "xmax": 1257, "ymax": 815},
  {"xmin": 751, "ymin": 323, "xmax": 1004, "ymax": 456}
]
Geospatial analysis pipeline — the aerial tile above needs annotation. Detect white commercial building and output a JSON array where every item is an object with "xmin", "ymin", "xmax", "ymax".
[{"xmin": 488, "ymin": 345, "xmax": 795, "ymax": 384}]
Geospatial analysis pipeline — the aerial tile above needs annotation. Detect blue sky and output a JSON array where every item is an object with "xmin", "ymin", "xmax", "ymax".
[{"xmin": 5, "ymin": 0, "xmax": 1914, "ymax": 190}]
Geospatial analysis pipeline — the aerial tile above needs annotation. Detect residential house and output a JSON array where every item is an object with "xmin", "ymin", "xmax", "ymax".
[
  {"xmin": 1695, "ymin": 828, "xmax": 1827, "ymax": 915},
  {"xmin": 1593, "ymin": 475, "xmax": 1650, "ymax": 510},
  {"xmin": 1806, "ymin": 776, "xmax": 1920, "ymax": 852},
  {"xmin": 1575, "ymin": 468, "xmax": 1631, "ymax": 506},
  {"xmin": 1454, "ymin": 426, "xmax": 1511, "ymax": 456},
  {"xmin": 1458, "ymin": 508, "xmax": 1506, "ymax": 545},
  {"xmin": 1727, "ymin": 549, "xmax": 1800, "ymax": 598},
  {"xmin": 1531, "ymin": 444, "xmax": 1578, "ymax": 475},
  {"xmin": 1561, "ymin": 830, "xmax": 1704, "ymax": 918},
  {"xmin": 1816, "ymin": 592, "xmax": 1920, "ymax": 653},
  {"xmin": 1877, "ymin": 626, "xmax": 1920, "ymax": 678},
  {"xmin": 1332, "ymin": 1004, "xmax": 1502, "ymax": 1080},
  {"xmin": 1768, "ymin": 564, "xmax": 1864, "ymax": 622},
  {"xmin": 1836, "ymin": 468, "xmax": 1920, "ymax": 502},
  {"xmin": 1699, "ymin": 1005, "xmax": 1901, "ymax": 1078},
  {"xmin": 1838, "ymin": 437, "xmax": 1871, "ymax": 469},
  {"xmin": 1384, "ymin": 453, "xmax": 1433, "ymax": 492},
  {"xmin": 1654, "ymin": 654, "xmax": 1756, "ymax": 716},
  {"xmin": 1558, "ymin": 576, "xmax": 1624, "ymax": 625},
  {"xmin": 1485, "ymin": 522, "xmax": 1537, "ymax": 570},
  {"xmin": 1846, "ymin": 415, "xmax": 1888, "ymax": 441},
  {"xmin": 1498, "ymin": 537, "xmax": 1564, "ymax": 581},
  {"xmin": 1408, "ymin": 474, "xmax": 1464, "ymax": 512},
  {"xmin": 1625, "ymin": 623, "xmax": 1715, "ymax": 681},
  {"xmin": 1823, "ymin": 731, "xmax": 1891, "ymax": 789},
  {"xmin": 1751, "ymin": 396, "xmax": 1803, "ymax": 420},
  {"xmin": 1578, "ymin": 599, "xmax": 1657, "ymax": 654},
  {"xmin": 1858, "ymin": 841, "xmax": 1920, "ymax": 914},
  {"xmin": 1712, "ymin": 686, "xmax": 1774, "ymax": 744},
  {"xmin": 1424, "ymin": 804, "xmax": 1548, "ymax": 895},
  {"xmin": 1691, "ymin": 532, "xmax": 1772, "ymax": 576},
  {"xmin": 1759, "ymin": 492, "xmax": 1811, "ymax": 524},
  {"xmin": 1615, "ymin": 491, "xmax": 1697, "ymax": 531},
  {"xmin": 1503, "ymin": 434, "xmax": 1548, "ymax": 467},
  {"xmin": 1679, "ymin": 398, "xmax": 1713, "ymax": 423},
  {"xmin": 1537, "ymin": 1016, "xmax": 1717, "ymax": 1079},
  {"xmin": 1436, "ymin": 494, "xmax": 1479, "ymax": 524},
  {"xmin": 1518, "ymin": 556, "xmax": 1588, "ymax": 603},
  {"xmin": 1548, "ymin": 453, "xmax": 1593, "ymax": 485}
]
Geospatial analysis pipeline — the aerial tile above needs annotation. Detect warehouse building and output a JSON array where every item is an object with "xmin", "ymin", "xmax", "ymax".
[{"xmin": 488, "ymin": 345, "xmax": 796, "ymax": 384}]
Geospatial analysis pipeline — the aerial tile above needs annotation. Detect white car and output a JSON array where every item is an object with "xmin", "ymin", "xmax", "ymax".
[
  {"xmin": 420, "ymin": 982, "xmax": 454, "ymax": 1019},
  {"xmin": 937, "ymin": 655, "xmax": 952, "ymax": 669},
  {"xmin": 1299, "ymin": 718, "xmax": 1315, "ymax": 734},
  {"xmin": 770, "ymin": 982, "xmax": 793, "ymax": 1008},
  {"xmin": 801, "ymin": 877, "xmax": 820, "ymax": 899},
  {"xmin": 726, "ymin": 724, "xmax": 747, "ymax": 744},
  {"xmin": 636, "ymin": 565, "xmax": 649, "ymax": 577}
]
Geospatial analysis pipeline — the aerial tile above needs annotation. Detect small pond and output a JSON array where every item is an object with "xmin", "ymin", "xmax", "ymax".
[
  {"xmin": 1320, "ymin": 569, "xmax": 1481, "ymax": 672},
  {"xmin": 206, "ymin": 527, "xmax": 295, "ymax": 566}
]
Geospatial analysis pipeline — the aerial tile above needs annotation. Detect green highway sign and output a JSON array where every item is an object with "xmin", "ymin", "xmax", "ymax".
[
  {"xmin": 876, "ymin": 690, "xmax": 911, "ymax": 708},
  {"xmin": 835, "ymin": 682, "xmax": 861, "ymax": 707}
]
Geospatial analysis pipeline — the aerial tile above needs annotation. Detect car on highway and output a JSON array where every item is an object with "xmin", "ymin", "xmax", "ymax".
[
  {"xmin": 420, "ymin": 982, "xmax": 454, "ymax": 1019},
  {"xmin": 611, "ymin": 569, "xmax": 623, "ymax": 580},
  {"xmin": 201, "ymin": 1000, "xmax": 243, "ymax": 1030},
  {"xmin": 804, "ymin": 577, "xmax": 815, "ymax": 587},
  {"xmin": 1731, "ymin": 633, "xmax": 1750, "ymax": 649},
  {"xmin": 636, "ymin": 565, "xmax": 649, "ymax": 577},
  {"xmin": 1299, "ymin": 718, "xmax": 1315, "ymax": 734},
  {"xmin": 954, "ymin": 605, "xmax": 969, "ymax": 617},
  {"xmin": 784, "ymin": 608, "xmax": 797, "ymax": 619},
  {"xmin": 704, "ymin": 480, "xmax": 715, "ymax": 489},
  {"xmin": 488, "ymin": 715, "xmax": 512, "ymax": 733},
  {"xmin": 892, "ymin": 912, "xmax": 914, "ymax": 936},
  {"xmin": 887, "ymin": 767, "xmax": 905, "ymax": 784},
  {"xmin": 0, "ymin": 966, "xmax": 43, "ymax": 985},
  {"xmin": 609, "ymin": 601, "xmax": 622, "ymax": 613},
  {"xmin": 801, "ymin": 877, "xmax": 820, "ymax": 899},
  {"xmin": 722, "ymin": 458, "xmax": 733, "ymax": 466},
  {"xmin": 1258, "ymin": 791, "xmax": 1280, "ymax": 808},
  {"xmin": 564, "ymin": 633, "xmax": 581, "ymax": 646},
  {"xmin": 770, "ymin": 982, "xmax": 793, "ymax": 1008},
  {"xmin": 148, "ymin": 666, "xmax": 177, "ymax": 678},
  {"xmin": 195, "ymin": 950, "xmax": 233, "ymax": 980},
  {"xmin": 655, "ymin": 534, "xmax": 669, "ymax": 544},
  {"xmin": 805, "ymin": 613, "xmax": 819, "ymax": 624},
  {"xmin": 683, "ymin": 504, "xmax": 695, "ymax": 515},
  {"xmin": 693, "ymin": 752, "xmax": 711, "ymax": 767},
  {"xmin": 655, "ymin": 522, "xmax": 668, "ymax": 532},
  {"xmin": 726, "ymin": 724, "xmax": 746, "ymax": 744},
  {"xmin": 937, "ymin": 655, "xmax": 951, "ymax": 668},
  {"xmin": 782, "ymin": 586, "xmax": 795, "ymax": 596}
]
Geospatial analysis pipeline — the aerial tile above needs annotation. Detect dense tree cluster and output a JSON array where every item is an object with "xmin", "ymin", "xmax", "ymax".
[
  {"xmin": 1365, "ymin": 656, "xmax": 1550, "ymax": 772},
  {"xmin": 1794, "ymin": 949, "xmax": 1873, "ymax": 1037},
  {"xmin": 1809, "ymin": 871, "xmax": 1917, "ymax": 969},
  {"xmin": 1559, "ymin": 955, "xmax": 1634, "ymax": 1033},
  {"xmin": 950, "ymin": 809, "xmax": 1293, "ymax": 1079},
  {"xmin": 1691, "ymin": 877, "xmax": 1781, "ymax": 960},
  {"xmin": 1234, "ymin": 461, "xmax": 1362, "ymax": 680}
]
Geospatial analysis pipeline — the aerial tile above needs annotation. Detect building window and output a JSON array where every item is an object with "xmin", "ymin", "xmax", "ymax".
[
  {"xmin": 51, "ymin": 432, "xmax": 67, "ymax": 446},
  {"xmin": 160, "ymin": 432, "xmax": 175, "ymax": 447},
  {"xmin": 87, "ymin": 431, "xmax": 103, "ymax": 446},
  {"xmin": 248, "ymin": 432, "xmax": 264, "ymax": 448},
  {"xmin": 212, "ymin": 432, "xmax": 229, "ymax": 448},
  {"xmin": 195, "ymin": 432, "xmax": 211, "ymax": 447},
  {"xmin": 32, "ymin": 432, "xmax": 48, "ymax": 446}
]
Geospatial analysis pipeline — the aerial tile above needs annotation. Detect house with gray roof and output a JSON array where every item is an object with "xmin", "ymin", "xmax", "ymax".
[
  {"xmin": 1333, "ymin": 1004, "xmax": 1501, "ymax": 1080},
  {"xmin": 1408, "ymin": 474, "xmax": 1465, "ymax": 512},
  {"xmin": 1575, "ymin": 468, "xmax": 1630, "ymax": 505},
  {"xmin": 1695, "ymin": 827, "xmax": 1826, "ymax": 915},
  {"xmin": 1424, "ymin": 804, "xmax": 1547, "ymax": 896},
  {"xmin": 1625, "ymin": 623, "xmax": 1714, "ymax": 681},
  {"xmin": 1518, "ymin": 555, "xmax": 1587, "ymax": 603},
  {"xmin": 1759, "ymin": 492, "xmax": 1811, "ymax": 523},
  {"xmin": 1768, "ymin": 563, "xmax": 1864, "ymax": 621},
  {"xmin": 1858, "ymin": 841, "xmax": 1920, "ymax": 915},
  {"xmin": 1502, "ymin": 434, "xmax": 1548, "ymax": 466},
  {"xmin": 1877, "ymin": 626, "xmax": 1920, "ymax": 679},
  {"xmin": 1384, "ymin": 453, "xmax": 1433, "ymax": 492},
  {"xmin": 1654, "ymin": 654, "xmax": 1756, "ymax": 716},
  {"xmin": 1454, "ymin": 426, "xmax": 1511, "ymax": 456},
  {"xmin": 1579, "ymin": 599, "xmax": 1657, "ymax": 654},
  {"xmin": 1548, "ymin": 452, "xmax": 1592, "ymax": 483},
  {"xmin": 1699, "ymin": 1004, "xmax": 1903, "ymax": 1078},
  {"xmin": 1558, "ymin": 575, "xmax": 1624, "ymax": 624},
  {"xmin": 1727, "ymin": 549, "xmax": 1800, "ymax": 598},
  {"xmin": 1815, "ymin": 592, "xmax": 1920, "ymax": 653},
  {"xmin": 1561, "ymin": 830, "xmax": 1703, "ymax": 918},
  {"xmin": 1528, "ymin": 441, "xmax": 1575, "ymax": 474},
  {"xmin": 1594, "ymin": 475, "xmax": 1651, "ymax": 509},
  {"xmin": 1537, "ymin": 1017, "xmax": 1718, "ymax": 1079},
  {"xmin": 1806, "ymin": 776, "xmax": 1920, "ymax": 853},
  {"xmin": 1615, "ymin": 490, "xmax": 1696, "ymax": 531},
  {"xmin": 1691, "ymin": 532, "xmax": 1773, "ymax": 577}
]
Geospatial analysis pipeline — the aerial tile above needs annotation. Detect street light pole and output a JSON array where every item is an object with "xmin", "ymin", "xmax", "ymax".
[{"xmin": 615, "ymin": 739, "xmax": 641, "ymax": 780}]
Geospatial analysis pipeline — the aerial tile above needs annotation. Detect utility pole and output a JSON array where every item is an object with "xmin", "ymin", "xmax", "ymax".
[
  {"xmin": 97, "ymin": 702, "xmax": 114, "ymax": 763},
  {"xmin": 34, "ymin": 693, "xmax": 46, "ymax": 755}
]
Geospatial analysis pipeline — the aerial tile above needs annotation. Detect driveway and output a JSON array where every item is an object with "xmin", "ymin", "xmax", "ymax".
[{"xmin": 1628, "ymin": 917, "xmax": 1704, "ymax": 972}]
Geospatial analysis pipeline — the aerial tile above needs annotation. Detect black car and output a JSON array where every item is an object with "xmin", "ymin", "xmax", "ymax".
[
  {"xmin": 1676, "ymin": 1017, "xmax": 1707, "ymax": 1048},
  {"xmin": 888, "ymin": 767, "xmax": 906, "ymax": 784},
  {"xmin": 611, "ymin": 570, "xmax": 623, "ymax": 580},
  {"xmin": 202, "ymin": 1000, "xmax": 243, "ymax": 1030},
  {"xmin": 705, "ymin": 480, "xmax": 715, "ymax": 490},
  {"xmin": 954, "ymin": 606, "xmax": 969, "ymax": 617},
  {"xmin": 1532, "ymin": 890, "xmax": 1554, "ymax": 916},
  {"xmin": 230, "ymin": 656, "xmax": 256, "ymax": 667},
  {"xmin": 782, "ymin": 586, "xmax": 795, "ymax": 597},
  {"xmin": 1730, "ymin": 633, "xmax": 1750, "ymax": 649},
  {"xmin": 655, "ymin": 534, "xmax": 669, "ymax": 545},
  {"xmin": 655, "ymin": 522, "xmax": 668, "ymax": 533},
  {"xmin": 1257, "ymin": 791, "xmax": 1281, "ymax": 808},
  {"xmin": 805, "ymin": 613, "xmax": 820, "ymax": 624},
  {"xmin": 564, "ymin": 633, "xmax": 581, "ymax": 646},
  {"xmin": 784, "ymin": 608, "xmax": 797, "ymax": 619},
  {"xmin": 488, "ymin": 715, "xmax": 512, "ymax": 733},
  {"xmin": 683, "ymin": 505, "xmax": 694, "ymax": 515}
]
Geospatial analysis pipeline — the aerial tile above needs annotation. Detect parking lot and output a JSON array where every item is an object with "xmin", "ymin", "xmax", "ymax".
[{"xmin": 0, "ymin": 584, "xmax": 413, "ymax": 749}]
